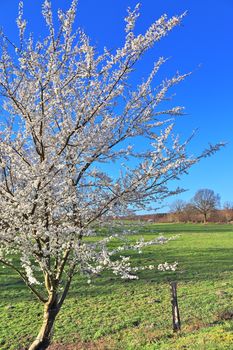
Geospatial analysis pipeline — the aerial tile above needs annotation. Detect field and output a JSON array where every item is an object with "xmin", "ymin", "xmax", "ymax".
[{"xmin": 1, "ymin": 223, "xmax": 233, "ymax": 350}]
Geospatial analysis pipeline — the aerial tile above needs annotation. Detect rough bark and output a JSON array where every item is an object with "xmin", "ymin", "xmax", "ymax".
[{"xmin": 28, "ymin": 297, "xmax": 59, "ymax": 350}]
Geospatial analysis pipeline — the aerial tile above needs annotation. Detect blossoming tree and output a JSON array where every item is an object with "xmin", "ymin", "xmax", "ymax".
[{"xmin": 0, "ymin": 1, "xmax": 222, "ymax": 349}]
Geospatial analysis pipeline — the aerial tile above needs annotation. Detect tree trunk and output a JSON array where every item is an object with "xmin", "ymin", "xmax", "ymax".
[
  {"xmin": 29, "ymin": 297, "xmax": 59, "ymax": 350},
  {"xmin": 203, "ymin": 213, "xmax": 207, "ymax": 224}
]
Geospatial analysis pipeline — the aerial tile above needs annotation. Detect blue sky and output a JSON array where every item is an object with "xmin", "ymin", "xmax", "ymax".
[{"xmin": 0, "ymin": 0, "xmax": 232, "ymax": 210}]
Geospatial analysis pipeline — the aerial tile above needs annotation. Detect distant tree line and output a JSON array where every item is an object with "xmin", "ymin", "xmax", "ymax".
[
  {"xmin": 169, "ymin": 189, "xmax": 233, "ymax": 223},
  {"xmin": 124, "ymin": 189, "xmax": 233, "ymax": 223}
]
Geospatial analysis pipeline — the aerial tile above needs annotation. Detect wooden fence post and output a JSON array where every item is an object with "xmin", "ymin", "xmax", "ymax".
[{"xmin": 170, "ymin": 281, "xmax": 181, "ymax": 332}]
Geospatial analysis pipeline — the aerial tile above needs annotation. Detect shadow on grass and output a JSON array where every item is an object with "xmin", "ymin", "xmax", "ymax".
[{"xmin": 1, "ymin": 224, "xmax": 233, "ymax": 302}]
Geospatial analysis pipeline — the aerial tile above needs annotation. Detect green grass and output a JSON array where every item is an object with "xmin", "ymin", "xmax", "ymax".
[{"xmin": 1, "ymin": 223, "xmax": 233, "ymax": 349}]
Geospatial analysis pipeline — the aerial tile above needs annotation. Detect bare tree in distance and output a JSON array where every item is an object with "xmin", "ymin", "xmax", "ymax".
[
  {"xmin": 191, "ymin": 189, "xmax": 220, "ymax": 223},
  {"xmin": 182, "ymin": 203, "xmax": 198, "ymax": 222},
  {"xmin": 169, "ymin": 199, "xmax": 187, "ymax": 213},
  {"xmin": 0, "ymin": 1, "xmax": 223, "ymax": 349},
  {"xmin": 169, "ymin": 199, "xmax": 186, "ymax": 222},
  {"xmin": 223, "ymin": 202, "xmax": 233, "ymax": 223}
]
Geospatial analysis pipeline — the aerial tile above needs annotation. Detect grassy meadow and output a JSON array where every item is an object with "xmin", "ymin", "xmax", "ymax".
[{"xmin": 1, "ymin": 223, "xmax": 233, "ymax": 349}]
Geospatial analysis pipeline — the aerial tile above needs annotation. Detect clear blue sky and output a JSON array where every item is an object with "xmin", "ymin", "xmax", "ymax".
[{"xmin": 0, "ymin": 0, "xmax": 232, "ymax": 210}]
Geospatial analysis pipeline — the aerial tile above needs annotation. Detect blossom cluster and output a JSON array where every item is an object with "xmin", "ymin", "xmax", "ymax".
[{"xmin": 158, "ymin": 262, "xmax": 178, "ymax": 272}]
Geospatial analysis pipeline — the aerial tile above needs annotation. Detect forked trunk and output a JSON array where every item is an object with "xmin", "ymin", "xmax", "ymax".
[{"xmin": 29, "ymin": 298, "xmax": 59, "ymax": 350}]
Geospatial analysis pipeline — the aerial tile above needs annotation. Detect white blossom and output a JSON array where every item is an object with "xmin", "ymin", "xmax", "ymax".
[
  {"xmin": 0, "ymin": 2, "xmax": 223, "ymax": 347},
  {"xmin": 158, "ymin": 262, "xmax": 178, "ymax": 272}
]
